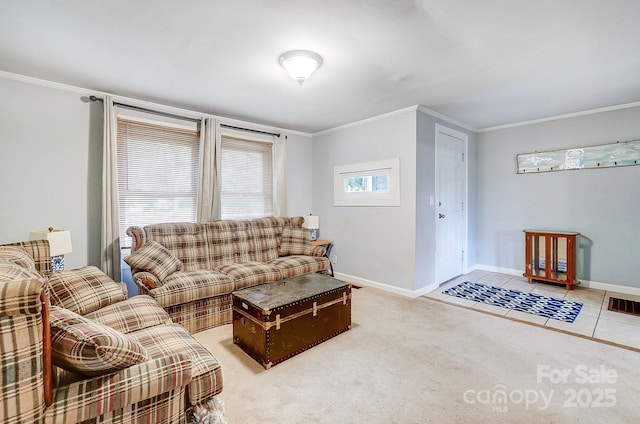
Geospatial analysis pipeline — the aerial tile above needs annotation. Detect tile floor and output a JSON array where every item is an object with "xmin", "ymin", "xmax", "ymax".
[{"xmin": 425, "ymin": 269, "xmax": 640, "ymax": 351}]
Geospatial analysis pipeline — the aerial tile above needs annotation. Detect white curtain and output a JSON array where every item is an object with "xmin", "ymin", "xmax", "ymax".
[
  {"xmin": 197, "ymin": 117, "xmax": 222, "ymax": 221},
  {"xmin": 101, "ymin": 96, "xmax": 121, "ymax": 281},
  {"xmin": 273, "ymin": 134, "xmax": 287, "ymax": 216}
]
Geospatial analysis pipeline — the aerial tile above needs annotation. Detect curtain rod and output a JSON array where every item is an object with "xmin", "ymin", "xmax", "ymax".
[
  {"xmin": 90, "ymin": 96, "xmax": 282, "ymax": 136},
  {"xmin": 221, "ymin": 124, "xmax": 281, "ymax": 138},
  {"xmin": 89, "ymin": 95, "xmax": 200, "ymax": 123}
]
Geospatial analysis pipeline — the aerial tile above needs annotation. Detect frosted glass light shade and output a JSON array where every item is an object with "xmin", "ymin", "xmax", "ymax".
[
  {"xmin": 29, "ymin": 228, "xmax": 72, "ymax": 257},
  {"xmin": 279, "ymin": 50, "xmax": 322, "ymax": 85}
]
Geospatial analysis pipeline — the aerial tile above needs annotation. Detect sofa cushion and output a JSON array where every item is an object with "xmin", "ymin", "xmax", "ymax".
[
  {"xmin": 206, "ymin": 220, "xmax": 255, "ymax": 267},
  {"xmin": 250, "ymin": 217, "xmax": 290, "ymax": 261},
  {"xmin": 128, "ymin": 323, "xmax": 222, "ymax": 404},
  {"xmin": 5, "ymin": 239, "xmax": 52, "ymax": 276},
  {"xmin": 217, "ymin": 261, "xmax": 282, "ymax": 290},
  {"xmin": 143, "ymin": 222, "xmax": 212, "ymax": 271},
  {"xmin": 0, "ymin": 261, "xmax": 38, "ymax": 282},
  {"xmin": 0, "ymin": 246, "xmax": 36, "ymax": 272},
  {"xmin": 48, "ymin": 266, "xmax": 126, "ymax": 315},
  {"xmin": 84, "ymin": 295, "xmax": 171, "ymax": 334},
  {"xmin": 150, "ymin": 270, "xmax": 235, "ymax": 308},
  {"xmin": 269, "ymin": 255, "xmax": 330, "ymax": 279},
  {"xmin": 124, "ymin": 240, "xmax": 183, "ymax": 282},
  {"xmin": 278, "ymin": 226, "xmax": 312, "ymax": 256},
  {"xmin": 251, "ymin": 226, "xmax": 280, "ymax": 262},
  {"xmin": 49, "ymin": 306, "xmax": 149, "ymax": 376}
]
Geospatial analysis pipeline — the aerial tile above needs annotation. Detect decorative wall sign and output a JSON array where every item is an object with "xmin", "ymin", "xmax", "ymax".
[{"xmin": 517, "ymin": 139, "xmax": 640, "ymax": 174}]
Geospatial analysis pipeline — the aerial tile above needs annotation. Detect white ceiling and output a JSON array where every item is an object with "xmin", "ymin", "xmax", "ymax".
[{"xmin": 2, "ymin": 0, "xmax": 640, "ymax": 133}]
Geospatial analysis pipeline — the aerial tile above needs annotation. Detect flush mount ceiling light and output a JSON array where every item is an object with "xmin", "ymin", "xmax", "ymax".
[{"xmin": 279, "ymin": 50, "xmax": 322, "ymax": 85}]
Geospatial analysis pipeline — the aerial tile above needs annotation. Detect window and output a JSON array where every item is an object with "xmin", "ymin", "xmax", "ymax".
[
  {"xmin": 345, "ymin": 174, "xmax": 389, "ymax": 193},
  {"xmin": 220, "ymin": 136, "xmax": 274, "ymax": 219},
  {"xmin": 334, "ymin": 158, "xmax": 400, "ymax": 206},
  {"xmin": 117, "ymin": 117, "xmax": 199, "ymax": 247}
]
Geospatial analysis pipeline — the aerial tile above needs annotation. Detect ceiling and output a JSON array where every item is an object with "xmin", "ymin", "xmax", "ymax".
[{"xmin": 2, "ymin": 0, "xmax": 640, "ymax": 133}]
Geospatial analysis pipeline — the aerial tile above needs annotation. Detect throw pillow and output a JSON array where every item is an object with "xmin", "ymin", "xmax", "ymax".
[
  {"xmin": 124, "ymin": 240, "xmax": 183, "ymax": 282},
  {"xmin": 48, "ymin": 266, "xmax": 126, "ymax": 315},
  {"xmin": 278, "ymin": 226, "xmax": 312, "ymax": 256},
  {"xmin": 49, "ymin": 306, "xmax": 149, "ymax": 376}
]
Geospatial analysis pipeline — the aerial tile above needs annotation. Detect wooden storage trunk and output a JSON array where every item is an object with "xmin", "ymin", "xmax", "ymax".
[{"xmin": 232, "ymin": 274, "xmax": 351, "ymax": 369}]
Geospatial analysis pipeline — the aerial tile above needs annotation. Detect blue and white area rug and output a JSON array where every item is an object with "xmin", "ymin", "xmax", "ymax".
[{"xmin": 443, "ymin": 281, "xmax": 583, "ymax": 322}]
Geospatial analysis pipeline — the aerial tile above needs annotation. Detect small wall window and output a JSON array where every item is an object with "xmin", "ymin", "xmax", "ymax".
[{"xmin": 334, "ymin": 158, "xmax": 400, "ymax": 206}]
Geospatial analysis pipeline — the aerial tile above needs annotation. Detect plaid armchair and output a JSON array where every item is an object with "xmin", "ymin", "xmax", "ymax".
[{"xmin": 0, "ymin": 240, "xmax": 225, "ymax": 424}]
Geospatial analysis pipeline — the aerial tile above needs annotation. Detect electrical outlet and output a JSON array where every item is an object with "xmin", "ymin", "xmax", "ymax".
[{"xmin": 331, "ymin": 255, "xmax": 337, "ymax": 264}]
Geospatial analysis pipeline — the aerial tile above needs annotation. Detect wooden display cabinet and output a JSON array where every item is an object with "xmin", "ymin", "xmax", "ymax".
[{"xmin": 523, "ymin": 230, "xmax": 580, "ymax": 290}]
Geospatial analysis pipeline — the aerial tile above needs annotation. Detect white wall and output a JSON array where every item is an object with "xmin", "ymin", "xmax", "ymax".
[
  {"xmin": 0, "ymin": 76, "xmax": 313, "ymax": 272},
  {"xmin": 285, "ymin": 132, "xmax": 313, "ymax": 217},
  {"xmin": 0, "ymin": 78, "xmax": 103, "ymax": 269},
  {"xmin": 312, "ymin": 109, "xmax": 417, "ymax": 292},
  {"xmin": 476, "ymin": 106, "xmax": 640, "ymax": 288}
]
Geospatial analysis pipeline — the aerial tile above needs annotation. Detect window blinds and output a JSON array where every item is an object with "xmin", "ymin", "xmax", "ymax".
[
  {"xmin": 220, "ymin": 136, "xmax": 274, "ymax": 219},
  {"xmin": 117, "ymin": 118, "xmax": 199, "ymax": 246}
]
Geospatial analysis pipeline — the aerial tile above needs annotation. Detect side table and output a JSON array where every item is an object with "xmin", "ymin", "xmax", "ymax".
[{"xmin": 311, "ymin": 239, "xmax": 334, "ymax": 277}]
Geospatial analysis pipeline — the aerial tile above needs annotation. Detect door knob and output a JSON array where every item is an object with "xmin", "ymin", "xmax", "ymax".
[{"xmin": 438, "ymin": 213, "xmax": 445, "ymax": 219}]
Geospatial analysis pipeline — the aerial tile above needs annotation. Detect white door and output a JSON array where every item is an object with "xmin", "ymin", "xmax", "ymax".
[{"xmin": 435, "ymin": 124, "xmax": 467, "ymax": 284}]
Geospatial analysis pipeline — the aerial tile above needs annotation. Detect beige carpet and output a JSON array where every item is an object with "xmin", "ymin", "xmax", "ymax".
[{"xmin": 193, "ymin": 287, "xmax": 639, "ymax": 424}]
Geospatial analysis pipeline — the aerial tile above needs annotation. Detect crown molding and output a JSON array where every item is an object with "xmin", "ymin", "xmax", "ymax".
[
  {"xmin": 313, "ymin": 105, "xmax": 477, "ymax": 138},
  {"xmin": 6, "ymin": 70, "xmax": 637, "ymax": 137},
  {"xmin": 312, "ymin": 105, "xmax": 420, "ymax": 137},
  {"xmin": 0, "ymin": 70, "xmax": 311, "ymax": 138},
  {"xmin": 0, "ymin": 70, "xmax": 95, "ymax": 96},
  {"xmin": 416, "ymin": 105, "xmax": 477, "ymax": 132},
  {"xmin": 477, "ymin": 101, "xmax": 640, "ymax": 132}
]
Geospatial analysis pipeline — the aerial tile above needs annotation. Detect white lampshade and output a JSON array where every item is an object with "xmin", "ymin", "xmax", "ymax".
[
  {"xmin": 279, "ymin": 50, "xmax": 322, "ymax": 85},
  {"xmin": 29, "ymin": 228, "xmax": 73, "ymax": 257},
  {"xmin": 303, "ymin": 215, "xmax": 319, "ymax": 230}
]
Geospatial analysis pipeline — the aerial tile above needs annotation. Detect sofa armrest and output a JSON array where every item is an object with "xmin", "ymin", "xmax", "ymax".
[
  {"xmin": 132, "ymin": 271, "xmax": 162, "ymax": 291},
  {"xmin": 0, "ymin": 278, "xmax": 43, "ymax": 317},
  {"xmin": 126, "ymin": 226, "xmax": 146, "ymax": 252},
  {"xmin": 0, "ymin": 278, "xmax": 51, "ymax": 422},
  {"xmin": 48, "ymin": 353, "xmax": 192, "ymax": 422},
  {"xmin": 311, "ymin": 245, "xmax": 326, "ymax": 257}
]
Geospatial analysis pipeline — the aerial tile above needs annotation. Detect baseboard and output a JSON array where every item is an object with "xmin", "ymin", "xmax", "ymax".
[
  {"xmin": 469, "ymin": 264, "xmax": 523, "ymax": 277},
  {"xmin": 335, "ymin": 266, "xmax": 640, "ymax": 299},
  {"xmin": 471, "ymin": 264, "xmax": 640, "ymax": 297},
  {"xmin": 578, "ymin": 280, "xmax": 640, "ymax": 296},
  {"xmin": 333, "ymin": 272, "xmax": 437, "ymax": 298}
]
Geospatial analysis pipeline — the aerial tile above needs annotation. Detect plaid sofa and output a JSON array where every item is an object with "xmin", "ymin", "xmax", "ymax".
[
  {"xmin": 0, "ymin": 240, "xmax": 224, "ymax": 424},
  {"xmin": 126, "ymin": 217, "xmax": 329, "ymax": 333}
]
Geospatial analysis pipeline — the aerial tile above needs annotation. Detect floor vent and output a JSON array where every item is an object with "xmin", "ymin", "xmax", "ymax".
[{"xmin": 608, "ymin": 297, "xmax": 640, "ymax": 316}]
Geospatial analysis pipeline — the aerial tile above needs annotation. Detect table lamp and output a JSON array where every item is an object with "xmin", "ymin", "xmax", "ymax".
[
  {"xmin": 303, "ymin": 215, "xmax": 319, "ymax": 241},
  {"xmin": 28, "ymin": 227, "xmax": 72, "ymax": 272}
]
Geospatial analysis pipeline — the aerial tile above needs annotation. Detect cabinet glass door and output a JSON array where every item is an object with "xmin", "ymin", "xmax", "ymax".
[
  {"xmin": 550, "ymin": 236, "xmax": 568, "ymax": 282},
  {"xmin": 530, "ymin": 235, "xmax": 546, "ymax": 277}
]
